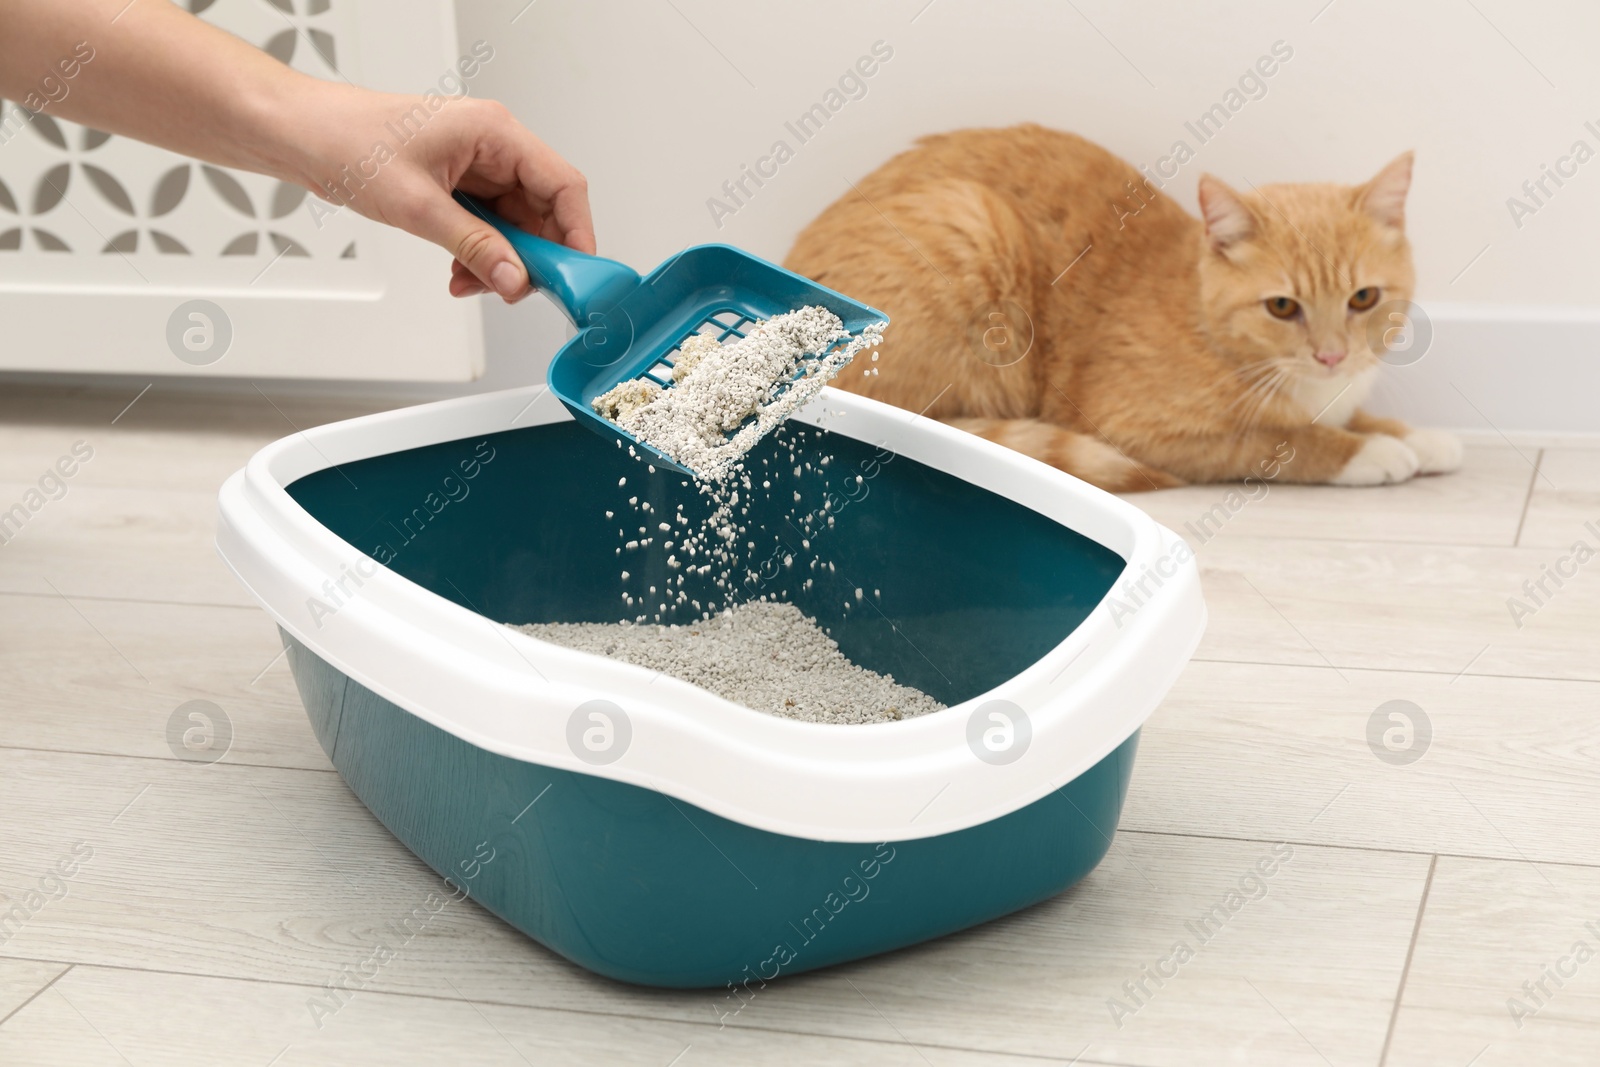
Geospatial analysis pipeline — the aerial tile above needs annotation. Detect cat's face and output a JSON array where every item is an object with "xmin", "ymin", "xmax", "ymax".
[{"xmin": 1194, "ymin": 154, "xmax": 1415, "ymax": 386}]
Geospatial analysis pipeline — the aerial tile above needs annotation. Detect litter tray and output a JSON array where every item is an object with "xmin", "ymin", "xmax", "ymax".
[{"xmin": 215, "ymin": 386, "xmax": 1205, "ymax": 989}]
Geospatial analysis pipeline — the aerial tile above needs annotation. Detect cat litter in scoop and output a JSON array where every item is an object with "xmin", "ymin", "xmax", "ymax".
[
  {"xmin": 592, "ymin": 305, "xmax": 885, "ymax": 481},
  {"xmin": 454, "ymin": 192, "xmax": 887, "ymax": 480},
  {"xmin": 215, "ymin": 382, "xmax": 1205, "ymax": 988}
]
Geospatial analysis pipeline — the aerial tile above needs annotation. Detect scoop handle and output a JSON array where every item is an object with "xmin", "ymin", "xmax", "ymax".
[{"xmin": 453, "ymin": 191, "xmax": 640, "ymax": 325}]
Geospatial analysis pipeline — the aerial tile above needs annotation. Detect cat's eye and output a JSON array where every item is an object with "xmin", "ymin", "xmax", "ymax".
[
  {"xmin": 1348, "ymin": 287, "xmax": 1380, "ymax": 311},
  {"xmin": 1265, "ymin": 296, "xmax": 1300, "ymax": 320}
]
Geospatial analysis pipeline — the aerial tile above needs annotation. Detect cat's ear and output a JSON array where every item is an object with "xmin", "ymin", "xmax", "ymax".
[
  {"xmin": 1357, "ymin": 151, "xmax": 1413, "ymax": 230},
  {"xmin": 1197, "ymin": 175, "xmax": 1256, "ymax": 252}
]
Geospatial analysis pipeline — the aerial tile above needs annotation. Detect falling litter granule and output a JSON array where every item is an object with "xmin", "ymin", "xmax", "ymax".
[
  {"xmin": 591, "ymin": 306, "xmax": 885, "ymax": 481},
  {"xmin": 513, "ymin": 601, "xmax": 941, "ymax": 725}
]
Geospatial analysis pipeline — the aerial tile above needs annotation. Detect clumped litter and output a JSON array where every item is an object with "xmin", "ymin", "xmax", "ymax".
[
  {"xmin": 591, "ymin": 306, "xmax": 885, "ymax": 481},
  {"xmin": 513, "ymin": 601, "xmax": 942, "ymax": 725}
]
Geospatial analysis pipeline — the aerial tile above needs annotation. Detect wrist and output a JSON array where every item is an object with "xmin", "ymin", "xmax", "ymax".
[{"xmin": 235, "ymin": 68, "xmax": 348, "ymax": 190}]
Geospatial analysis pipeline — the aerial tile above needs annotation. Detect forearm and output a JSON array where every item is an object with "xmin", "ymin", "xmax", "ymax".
[
  {"xmin": 2, "ymin": 0, "xmax": 594, "ymax": 299},
  {"xmin": 0, "ymin": 0, "xmax": 323, "ymax": 185}
]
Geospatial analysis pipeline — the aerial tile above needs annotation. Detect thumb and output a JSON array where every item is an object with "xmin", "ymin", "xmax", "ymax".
[{"xmin": 413, "ymin": 192, "xmax": 529, "ymax": 301}]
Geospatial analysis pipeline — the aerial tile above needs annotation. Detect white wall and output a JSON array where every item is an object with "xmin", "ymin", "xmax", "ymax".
[
  {"xmin": 19, "ymin": 0, "xmax": 1587, "ymax": 432},
  {"xmin": 446, "ymin": 0, "xmax": 1600, "ymax": 434}
]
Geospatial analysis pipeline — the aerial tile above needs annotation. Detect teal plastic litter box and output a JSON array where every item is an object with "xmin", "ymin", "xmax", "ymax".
[{"xmin": 215, "ymin": 385, "xmax": 1205, "ymax": 989}]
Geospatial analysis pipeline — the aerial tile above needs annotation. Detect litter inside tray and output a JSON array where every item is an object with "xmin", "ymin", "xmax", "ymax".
[{"xmin": 286, "ymin": 419, "xmax": 1127, "ymax": 708}]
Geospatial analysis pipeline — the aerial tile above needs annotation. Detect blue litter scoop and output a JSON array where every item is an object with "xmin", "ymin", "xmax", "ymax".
[{"xmin": 455, "ymin": 192, "xmax": 888, "ymax": 477}]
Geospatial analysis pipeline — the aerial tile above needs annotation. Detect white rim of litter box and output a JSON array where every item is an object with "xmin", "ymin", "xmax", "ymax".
[{"xmin": 216, "ymin": 386, "xmax": 1205, "ymax": 843}]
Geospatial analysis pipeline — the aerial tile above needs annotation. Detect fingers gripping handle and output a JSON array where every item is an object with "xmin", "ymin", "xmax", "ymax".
[{"xmin": 453, "ymin": 191, "xmax": 640, "ymax": 325}]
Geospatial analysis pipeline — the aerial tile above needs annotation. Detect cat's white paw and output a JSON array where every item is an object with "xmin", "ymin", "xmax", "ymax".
[
  {"xmin": 1331, "ymin": 434, "xmax": 1420, "ymax": 486},
  {"xmin": 1404, "ymin": 428, "xmax": 1464, "ymax": 475}
]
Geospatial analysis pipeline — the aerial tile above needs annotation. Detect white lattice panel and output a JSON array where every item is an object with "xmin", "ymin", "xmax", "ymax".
[{"xmin": 0, "ymin": 0, "xmax": 482, "ymax": 381}]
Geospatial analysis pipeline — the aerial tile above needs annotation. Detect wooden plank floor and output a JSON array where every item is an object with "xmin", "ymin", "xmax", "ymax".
[{"xmin": 1, "ymin": 383, "xmax": 1597, "ymax": 1066}]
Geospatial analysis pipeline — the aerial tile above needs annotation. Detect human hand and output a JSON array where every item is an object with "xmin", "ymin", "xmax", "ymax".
[
  {"xmin": 286, "ymin": 86, "xmax": 595, "ymax": 304},
  {"xmin": 2, "ymin": 1, "xmax": 593, "ymax": 303}
]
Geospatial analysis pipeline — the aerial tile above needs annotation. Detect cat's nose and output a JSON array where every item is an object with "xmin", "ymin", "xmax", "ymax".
[{"xmin": 1314, "ymin": 349, "xmax": 1347, "ymax": 367}]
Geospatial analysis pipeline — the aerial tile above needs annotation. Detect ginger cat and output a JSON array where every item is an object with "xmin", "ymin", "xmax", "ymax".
[{"xmin": 785, "ymin": 124, "xmax": 1462, "ymax": 492}]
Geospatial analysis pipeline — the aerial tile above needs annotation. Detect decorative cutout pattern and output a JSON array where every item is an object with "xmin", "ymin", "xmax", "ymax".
[
  {"xmin": 0, "ymin": 0, "xmax": 356, "ymax": 266},
  {"xmin": 22, "ymin": 161, "xmax": 72, "ymax": 251}
]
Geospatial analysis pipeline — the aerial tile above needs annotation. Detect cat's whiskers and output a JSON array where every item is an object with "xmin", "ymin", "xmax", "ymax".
[
  {"xmin": 1227, "ymin": 359, "xmax": 1292, "ymax": 415},
  {"xmin": 1228, "ymin": 356, "xmax": 1292, "ymax": 392},
  {"xmin": 1247, "ymin": 379, "xmax": 1289, "ymax": 434},
  {"xmin": 1229, "ymin": 357, "xmax": 1280, "ymax": 386},
  {"xmin": 1233, "ymin": 363, "xmax": 1294, "ymax": 438},
  {"xmin": 1223, "ymin": 369, "xmax": 1279, "ymax": 415}
]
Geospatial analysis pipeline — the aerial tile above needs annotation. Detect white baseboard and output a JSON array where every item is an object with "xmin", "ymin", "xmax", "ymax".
[
  {"xmin": 10, "ymin": 302, "xmax": 1597, "ymax": 442},
  {"xmin": 1364, "ymin": 303, "xmax": 1600, "ymax": 438},
  {"xmin": 1453, "ymin": 429, "xmax": 1600, "ymax": 449}
]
